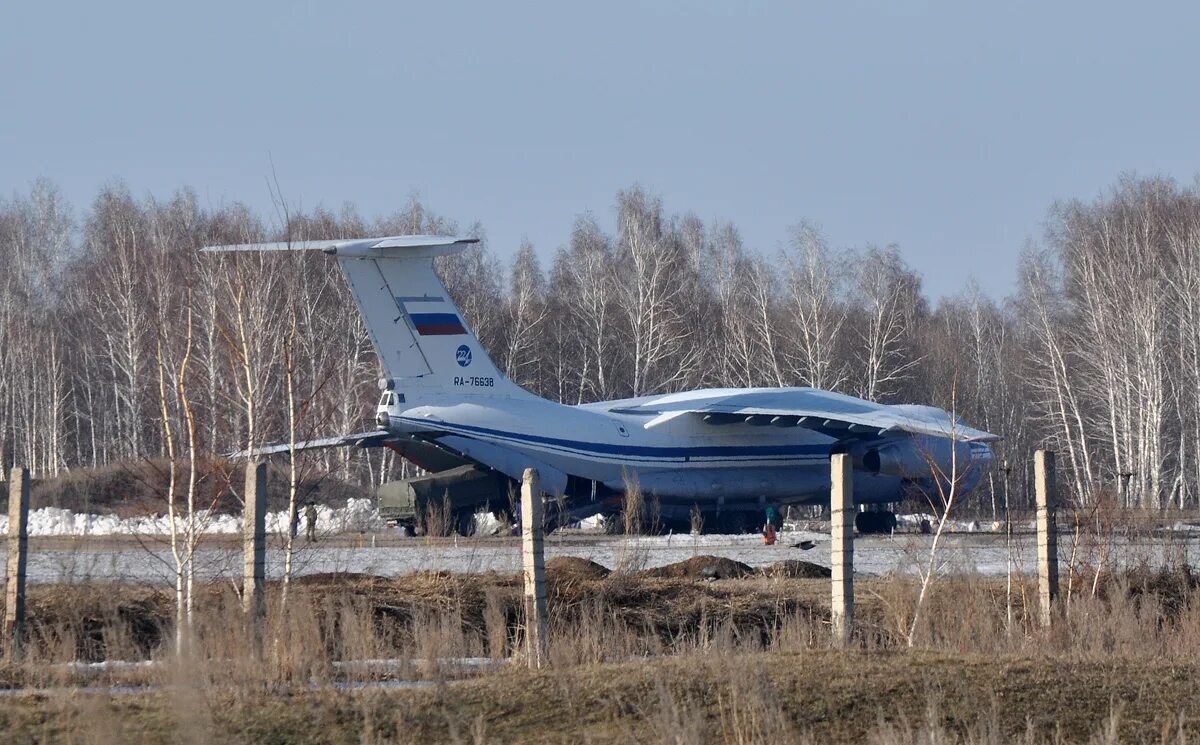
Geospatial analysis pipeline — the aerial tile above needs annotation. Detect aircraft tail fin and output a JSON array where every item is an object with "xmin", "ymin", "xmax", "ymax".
[{"xmin": 202, "ymin": 235, "xmax": 530, "ymax": 402}]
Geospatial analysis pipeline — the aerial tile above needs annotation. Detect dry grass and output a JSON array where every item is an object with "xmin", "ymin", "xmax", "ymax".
[
  {"xmin": 1, "ymin": 652, "xmax": 1198, "ymax": 744},
  {"xmin": 2, "ymin": 563, "xmax": 1200, "ymax": 742},
  {"xmin": 7, "ymin": 563, "xmax": 1200, "ymax": 673}
]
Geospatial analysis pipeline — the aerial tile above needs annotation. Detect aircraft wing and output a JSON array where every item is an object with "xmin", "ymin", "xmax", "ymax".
[{"xmin": 611, "ymin": 388, "xmax": 1000, "ymax": 442}]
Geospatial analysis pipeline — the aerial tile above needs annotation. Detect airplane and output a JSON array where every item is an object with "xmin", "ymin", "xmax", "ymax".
[{"xmin": 203, "ymin": 235, "xmax": 998, "ymax": 534}]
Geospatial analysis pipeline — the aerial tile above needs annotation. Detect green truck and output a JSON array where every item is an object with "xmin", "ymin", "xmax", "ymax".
[{"xmin": 377, "ymin": 464, "xmax": 511, "ymax": 535}]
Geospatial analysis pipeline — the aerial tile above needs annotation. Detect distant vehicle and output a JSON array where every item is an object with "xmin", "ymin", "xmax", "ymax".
[
  {"xmin": 376, "ymin": 464, "xmax": 507, "ymax": 536},
  {"xmin": 204, "ymin": 236, "xmax": 997, "ymax": 534}
]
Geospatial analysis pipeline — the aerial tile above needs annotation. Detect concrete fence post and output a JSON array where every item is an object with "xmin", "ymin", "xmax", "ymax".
[
  {"xmin": 1035, "ymin": 450, "xmax": 1058, "ymax": 628},
  {"xmin": 4, "ymin": 467, "xmax": 30, "ymax": 659},
  {"xmin": 521, "ymin": 468, "xmax": 549, "ymax": 668},
  {"xmin": 830, "ymin": 453, "xmax": 854, "ymax": 646},
  {"xmin": 243, "ymin": 460, "xmax": 267, "ymax": 654}
]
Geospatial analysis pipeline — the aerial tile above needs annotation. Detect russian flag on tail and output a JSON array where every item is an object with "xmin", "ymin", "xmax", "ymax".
[{"xmin": 409, "ymin": 312, "xmax": 468, "ymax": 336}]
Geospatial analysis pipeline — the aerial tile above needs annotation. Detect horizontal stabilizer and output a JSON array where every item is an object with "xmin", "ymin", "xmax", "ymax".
[
  {"xmin": 201, "ymin": 235, "xmax": 478, "ymax": 259},
  {"xmin": 224, "ymin": 430, "xmax": 394, "ymax": 459}
]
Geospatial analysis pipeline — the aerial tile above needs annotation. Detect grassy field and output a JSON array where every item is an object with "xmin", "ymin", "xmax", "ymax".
[
  {"xmin": 1, "ymin": 558, "xmax": 1199, "ymax": 743},
  {"xmin": 4, "ymin": 652, "xmax": 1198, "ymax": 744}
]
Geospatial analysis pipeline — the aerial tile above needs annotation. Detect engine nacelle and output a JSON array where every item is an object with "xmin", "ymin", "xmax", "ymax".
[{"xmin": 858, "ymin": 436, "xmax": 988, "ymax": 482}]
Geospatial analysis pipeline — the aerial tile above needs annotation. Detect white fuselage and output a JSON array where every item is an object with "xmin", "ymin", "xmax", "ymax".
[{"xmin": 379, "ymin": 391, "xmax": 910, "ymax": 506}]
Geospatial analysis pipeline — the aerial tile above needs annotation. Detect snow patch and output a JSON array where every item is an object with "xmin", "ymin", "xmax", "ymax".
[
  {"xmin": 896, "ymin": 513, "xmax": 1002, "ymax": 533},
  {"xmin": 0, "ymin": 499, "xmax": 383, "ymax": 537}
]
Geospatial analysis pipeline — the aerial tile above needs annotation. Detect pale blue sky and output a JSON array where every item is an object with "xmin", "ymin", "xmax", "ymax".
[{"xmin": 3, "ymin": 1, "xmax": 1198, "ymax": 301}]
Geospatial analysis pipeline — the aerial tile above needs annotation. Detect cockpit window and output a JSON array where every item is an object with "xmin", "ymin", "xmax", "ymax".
[{"xmin": 377, "ymin": 391, "xmax": 404, "ymax": 407}]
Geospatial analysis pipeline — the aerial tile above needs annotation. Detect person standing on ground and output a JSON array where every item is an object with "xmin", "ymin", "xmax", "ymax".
[{"xmin": 305, "ymin": 502, "xmax": 319, "ymax": 542}]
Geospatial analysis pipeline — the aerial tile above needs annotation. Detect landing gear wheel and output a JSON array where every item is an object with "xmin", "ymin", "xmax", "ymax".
[
  {"xmin": 855, "ymin": 511, "xmax": 897, "ymax": 534},
  {"xmin": 713, "ymin": 512, "xmax": 749, "ymax": 535},
  {"xmin": 454, "ymin": 509, "xmax": 476, "ymax": 536}
]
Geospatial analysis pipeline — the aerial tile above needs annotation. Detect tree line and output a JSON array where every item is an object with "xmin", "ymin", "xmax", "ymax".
[{"xmin": 1, "ymin": 174, "xmax": 1197, "ymax": 513}]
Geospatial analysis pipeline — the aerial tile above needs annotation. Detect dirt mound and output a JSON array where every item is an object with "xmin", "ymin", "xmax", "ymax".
[
  {"xmin": 546, "ymin": 557, "xmax": 611, "ymax": 580},
  {"xmin": 24, "ymin": 460, "xmax": 174, "ymax": 514},
  {"xmin": 640, "ymin": 555, "xmax": 754, "ymax": 580},
  {"xmin": 761, "ymin": 560, "xmax": 831, "ymax": 579},
  {"xmin": 292, "ymin": 572, "xmax": 392, "ymax": 587},
  {"xmin": 15, "ymin": 459, "xmax": 367, "ymax": 516}
]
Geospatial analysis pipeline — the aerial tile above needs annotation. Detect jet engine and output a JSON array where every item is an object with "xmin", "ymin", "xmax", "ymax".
[{"xmin": 857, "ymin": 436, "xmax": 984, "ymax": 482}]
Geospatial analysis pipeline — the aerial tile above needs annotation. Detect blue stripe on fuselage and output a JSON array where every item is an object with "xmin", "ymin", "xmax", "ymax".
[{"xmin": 395, "ymin": 415, "xmax": 832, "ymax": 463}]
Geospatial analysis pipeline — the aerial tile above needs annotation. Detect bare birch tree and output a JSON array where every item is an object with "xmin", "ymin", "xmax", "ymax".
[
  {"xmin": 850, "ymin": 245, "xmax": 924, "ymax": 403},
  {"xmin": 781, "ymin": 222, "xmax": 848, "ymax": 391}
]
